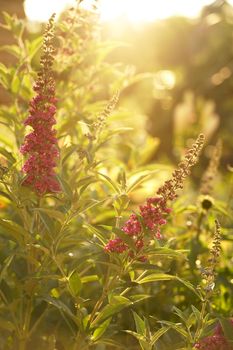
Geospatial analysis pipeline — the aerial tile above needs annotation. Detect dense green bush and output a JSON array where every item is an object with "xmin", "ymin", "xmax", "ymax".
[{"xmin": 0, "ymin": 4, "xmax": 232, "ymax": 350}]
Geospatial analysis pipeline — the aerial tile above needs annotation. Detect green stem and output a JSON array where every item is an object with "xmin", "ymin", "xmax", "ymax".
[
  {"xmin": 18, "ymin": 338, "xmax": 27, "ymax": 350},
  {"xmin": 89, "ymin": 265, "xmax": 123, "ymax": 327},
  {"xmin": 196, "ymin": 211, "xmax": 204, "ymax": 240},
  {"xmin": 28, "ymin": 306, "xmax": 48, "ymax": 337},
  {"xmin": 0, "ymin": 290, "xmax": 20, "ymax": 337},
  {"xmin": 88, "ymin": 204, "xmax": 126, "ymax": 325},
  {"xmin": 193, "ymin": 299, "xmax": 208, "ymax": 342}
]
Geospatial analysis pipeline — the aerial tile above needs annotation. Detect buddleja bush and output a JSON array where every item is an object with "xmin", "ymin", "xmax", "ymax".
[{"xmin": 0, "ymin": 4, "xmax": 233, "ymax": 350}]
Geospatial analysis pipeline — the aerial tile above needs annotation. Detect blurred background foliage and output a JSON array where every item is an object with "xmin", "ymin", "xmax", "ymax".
[
  {"xmin": 102, "ymin": 0, "xmax": 233, "ymax": 166},
  {"xmin": 1, "ymin": 0, "xmax": 233, "ymax": 165}
]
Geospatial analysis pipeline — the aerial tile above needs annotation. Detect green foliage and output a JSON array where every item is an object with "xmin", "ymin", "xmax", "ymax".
[{"xmin": 0, "ymin": 3, "xmax": 232, "ymax": 350}]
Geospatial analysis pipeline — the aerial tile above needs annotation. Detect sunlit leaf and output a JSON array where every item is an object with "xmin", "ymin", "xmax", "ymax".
[
  {"xmin": 69, "ymin": 270, "xmax": 82, "ymax": 296},
  {"xmin": 91, "ymin": 318, "xmax": 112, "ymax": 341},
  {"xmin": 90, "ymin": 296, "xmax": 132, "ymax": 327}
]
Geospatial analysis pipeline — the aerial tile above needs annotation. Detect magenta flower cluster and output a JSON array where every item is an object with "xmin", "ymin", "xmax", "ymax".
[
  {"xmin": 20, "ymin": 15, "xmax": 60, "ymax": 196},
  {"xmin": 104, "ymin": 134, "xmax": 205, "ymax": 258},
  {"xmin": 20, "ymin": 91, "xmax": 60, "ymax": 195},
  {"xmin": 104, "ymin": 196, "xmax": 171, "ymax": 257},
  {"xmin": 194, "ymin": 320, "xmax": 233, "ymax": 350}
]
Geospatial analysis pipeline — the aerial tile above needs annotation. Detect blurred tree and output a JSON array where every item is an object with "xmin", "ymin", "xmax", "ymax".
[{"xmin": 104, "ymin": 0, "xmax": 233, "ymax": 165}]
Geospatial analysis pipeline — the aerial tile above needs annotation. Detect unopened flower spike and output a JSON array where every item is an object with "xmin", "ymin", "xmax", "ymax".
[
  {"xmin": 194, "ymin": 221, "xmax": 227, "ymax": 350},
  {"xmin": 200, "ymin": 139, "xmax": 222, "ymax": 196},
  {"xmin": 87, "ymin": 91, "xmax": 120, "ymax": 141},
  {"xmin": 20, "ymin": 14, "xmax": 61, "ymax": 196},
  {"xmin": 104, "ymin": 134, "xmax": 205, "ymax": 259},
  {"xmin": 201, "ymin": 219, "xmax": 222, "ymax": 294},
  {"xmin": 199, "ymin": 139, "xmax": 222, "ymax": 210}
]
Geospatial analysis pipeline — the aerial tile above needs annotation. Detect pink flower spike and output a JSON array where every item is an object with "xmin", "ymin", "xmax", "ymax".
[{"xmin": 20, "ymin": 14, "xmax": 60, "ymax": 196}]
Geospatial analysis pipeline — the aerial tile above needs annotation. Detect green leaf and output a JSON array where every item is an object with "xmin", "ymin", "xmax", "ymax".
[
  {"xmin": 219, "ymin": 318, "xmax": 233, "ymax": 344},
  {"xmin": 20, "ymin": 74, "xmax": 33, "ymax": 99},
  {"xmin": 124, "ymin": 330, "xmax": 147, "ymax": 343},
  {"xmin": 0, "ymin": 45, "xmax": 21, "ymax": 58},
  {"xmin": 90, "ymin": 296, "xmax": 132, "ymax": 327},
  {"xmin": 0, "ymin": 255, "xmax": 14, "ymax": 283},
  {"xmin": 81, "ymin": 275, "xmax": 99, "ymax": 283},
  {"xmin": 43, "ymin": 296, "xmax": 78, "ymax": 325},
  {"xmin": 1, "ymin": 12, "xmax": 24, "ymax": 37},
  {"xmin": 57, "ymin": 175, "xmax": 73, "ymax": 199},
  {"xmin": 38, "ymin": 211, "xmax": 55, "ymax": 233},
  {"xmin": 0, "ymin": 190, "xmax": 12, "ymax": 202},
  {"xmin": 136, "ymin": 274, "xmax": 202, "ymax": 299},
  {"xmin": 69, "ymin": 270, "xmax": 82, "ymax": 297},
  {"xmin": 61, "ymin": 144, "xmax": 79, "ymax": 165},
  {"xmin": 77, "ymin": 175, "xmax": 98, "ymax": 188},
  {"xmin": 0, "ymin": 218, "xmax": 28, "ymax": 246},
  {"xmin": 91, "ymin": 318, "xmax": 112, "ymax": 341},
  {"xmin": 0, "ymin": 62, "xmax": 8, "ymax": 75},
  {"xmin": 191, "ymin": 305, "xmax": 201, "ymax": 324},
  {"xmin": 127, "ymin": 171, "xmax": 158, "ymax": 193},
  {"xmin": 129, "ymin": 294, "xmax": 151, "ymax": 304},
  {"xmin": 27, "ymin": 36, "xmax": 43, "ymax": 59},
  {"xmin": 76, "ymin": 199, "xmax": 105, "ymax": 215},
  {"xmin": 214, "ymin": 202, "xmax": 231, "ymax": 218},
  {"xmin": 0, "ymin": 63, "xmax": 9, "ymax": 89},
  {"xmin": 173, "ymin": 306, "xmax": 188, "ymax": 324},
  {"xmin": 151, "ymin": 326, "xmax": 170, "ymax": 346},
  {"xmin": 124, "ymin": 330, "xmax": 149, "ymax": 347},
  {"xmin": 148, "ymin": 247, "xmax": 187, "ymax": 258},
  {"xmin": 30, "ymin": 301, "xmax": 48, "ymax": 329},
  {"xmin": 175, "ymin": 277, "xmax": 202, "ymax": 299},
  {"xmin": 0, "ymin": 147, "xmax": 16, "ymax": 165},
  {"xmin": 0, "ymin": 279, "xmax": 13, "ymax": 303},
  {"xmin": 157, "ymin": 321, "xmax": 188, "ymax": 339},
  {"xmin": 136, "ymin": 273, "xmax": 175, "ymax": 284},
  {"xmin": 84, "ymin": 223, "xmax": 108, "ymax": 245},
  {"xmin": 95, "ymin": 338, "xmax": 123, "ymax": 348},
  {"xmin": 11, "ymin": 74, "xmax": 20, "ymax": 94},
  {"xmin": 133, "ymin": 311, "xmax": 146, "ymax": 336},
  {"xmin": 132, "ymin": 262, "xmax": 162, "ymax": 271},
  {"xmin": 33, "ymin": 208, "xmax": 65, "ymax": 223},
  {"xmin": 51, "ymin": 288, "xmax": 60, "ymax": 298},
  {"xmin": 97, "ymin": 172, "xmax": 120, "ymax": 193}
]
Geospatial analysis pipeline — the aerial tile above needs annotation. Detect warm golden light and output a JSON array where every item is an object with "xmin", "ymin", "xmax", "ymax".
[
  {"xmin": 99, "ymin": 0, "xmax": 213, "ymax": 22},
  {"xmin": 154, "ymin": 70, "xmax": 176, "ymax": 90},
  {"xmin": 24, "ymin": 0, "xmax": 76, "ymax": 22},
  {"xmin": 24, "ymin": 0, "xmax": 233, "ymax": 23}
]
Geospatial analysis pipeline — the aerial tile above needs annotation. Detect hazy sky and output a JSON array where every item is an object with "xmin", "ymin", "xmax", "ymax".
[{"xmin": 24, "ymin": 0, "xmax": 231, "ymax": 23}]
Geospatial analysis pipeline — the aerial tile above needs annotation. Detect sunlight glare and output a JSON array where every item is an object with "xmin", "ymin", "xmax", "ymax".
[
  {"xmin": 24, "ymin": 0, "xmax": 76, "ymax": 22},
  {"xmin": 154, "ymin": 70, "xmax": 176, "ymax": 90},
  {"xmin": 24, "ymin": 0, "xmax": 233, "ymax": 23},
  {"xmin": 99, "ymin": 0, "xmax": 213, "ymax": 22}
]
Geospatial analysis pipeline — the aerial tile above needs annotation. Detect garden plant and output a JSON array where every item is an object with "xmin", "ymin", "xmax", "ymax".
[{"xmin": 0, "ymin": 3, "xmax": 232, "ymax": 350}]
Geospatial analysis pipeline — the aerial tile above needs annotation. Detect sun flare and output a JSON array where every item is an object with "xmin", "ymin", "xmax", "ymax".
[{"xmin": 24, "ymin": 0, "xmax": 230, "ymax": 23}]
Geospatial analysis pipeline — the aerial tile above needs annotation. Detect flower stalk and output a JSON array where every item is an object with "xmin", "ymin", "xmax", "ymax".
[
  {"xmin": 20, "ymin": 14, "xmax": 60, "ymax": 195},
  {"xmin": 105, "ymin": 134, "xmax": 205, "ymax": 259}
]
